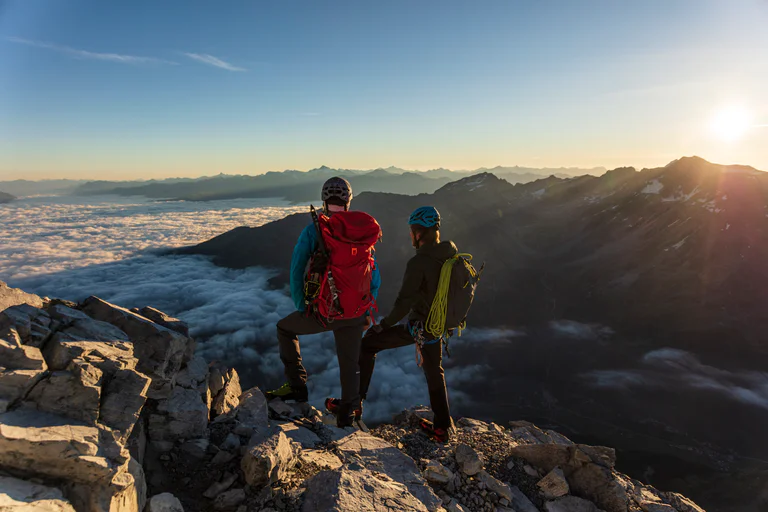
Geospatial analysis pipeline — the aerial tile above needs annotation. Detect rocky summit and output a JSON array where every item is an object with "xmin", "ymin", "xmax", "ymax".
[{"xmin": 0, "ymin": 281, "xmax": 704, "ymax": 512}]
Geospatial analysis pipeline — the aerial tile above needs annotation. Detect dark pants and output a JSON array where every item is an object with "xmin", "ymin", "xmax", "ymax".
[
  {"xmin": 277, "ymin": 311, "xmax": 366, "ymax": 411},
  {"xmin": 359, "ymin": 325, "xmax": 452, "ymax": 430}
]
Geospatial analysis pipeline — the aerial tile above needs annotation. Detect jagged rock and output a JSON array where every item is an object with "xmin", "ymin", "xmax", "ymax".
[
  {"xmin": 0, "ymin": 328, "xmax": 47, "ymax": 370},
  {"xmin": 203, "ymin": 472, "xmax": 238, "ymax": 499},
  {"xmin": 176, "ymin": 355, "xmax": 208, "ymax": 388},
  {"xmin": 663, "ymin": 492, "xmax": 705, "ymax": 512},
  {"xmin": 148, "ymin": 493, "xmax": 184, "ymax": 512},
  {"xmin": 508, "ymin": 486, "xmax": 539, "ymax": 512},
  {"xmin": 150, "ymin": 386, "xmax": 209, "ymax": 441},
  {"xmin": 212, "ymin": 369, "xmax": 242, "ymax": 417},
  {"xmin": 544, "ymin": 495, "xmax": 602, "ymax": 512},
  {"xmin": 44, "ymin": 339, "xmax": 137, "ymax": 373},
  {"xmin": 220, "ymin": 432, "xmax": 241, "ymax": 451},
  {"xmin": 132, "ymin": 306, "xmax": 189, "ymax": 336},
  {"xmin": 268, "ymin": 398, "xmax": 295, "ymax": 417},
  {"xmin": 276, "ymin": 421, "xmax": 321, "ymax": 448},
  {"xmin": 0, "ymin": 475, "xmax": 76, "ymax": 511},
  {"xmin": 99, "ymin": 368, "xmax": 151, "ymax": 442},
  {"xmin": 300, "ymin": 449, "xmax": 343, "ymax": 470},
  {"xmin": 128, "ymin": 456, "xmax": 148, "ymax": 512},
  {"xmin": 0, "ymin": 281, "xmax": 43, "ymax": 312},
  {"xmin": 455, "ymin": 443, "xmax": 484, "ymax": 476},
  {"xmin": 55, "ymin": 314, "xmax": 132, "ymax": 345},
  {"xmin": 567, "ymin": 461, "xmax": 628, "ymax": 512},
  {"xmin": 456, "ymin": 417, "xmax": 490, "ymax": 433},
  {"xmin": 424, "ymin": 460, "xmax": 454, "ymax": 484},
  {"xmin": 24, "ymin": 361, "xmax": 103, "ymax": 424},
  {"xmin": 235, "ymin": 386, "xmax": 268, "ymax": 431},
  {"xmin": 80, "ymin": 297, "xmax": 191, "ymax": 398},
  {"xmin": 302, "ymin": 468, "xmax": 430, "ymax": 512},
  {"xmin": 208, "ymin": 364, "xmax": 226, "ymax": 397},
  {"xmin": 241, "ymin": 430, "xmax": 299, "ymax": 486},
  {"xmin": 335, "ymin": 431, "xmax": 441, "ymax": 511},
  {"xmin": 477, "ymin": 470, "xmax": 513, "ymax": 501},
  {"xmin": 0, "ymin": 409, "xmax": 125, "ymax": 484},
  {"xmin": 213, "ymin": 488, "xmax": 246, "ymax": 511},
  {"xmin": 639, "ymin": 502, "xmax": 676, "ymax": 512},
  {"xmin": 537, "ymin": 467, "xmax": 570, "ymax": 499},
  {"xmin": 444, "ymin": 499, "xmax": 468, "ymax": 512},
  {"xmin": 0, "ymin": 304, "xmax": 52, "ymax": 347}
]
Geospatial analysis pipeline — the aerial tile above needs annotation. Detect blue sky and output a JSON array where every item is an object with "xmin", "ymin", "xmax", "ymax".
[{"xmin": 1, "ymin": 0, "xmax": 767, "ymax": 179}]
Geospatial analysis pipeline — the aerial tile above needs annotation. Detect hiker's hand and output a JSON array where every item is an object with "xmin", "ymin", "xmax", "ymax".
[{"xmin": 365, "ymin": 324, "xmax": 384, "ymax": 338}]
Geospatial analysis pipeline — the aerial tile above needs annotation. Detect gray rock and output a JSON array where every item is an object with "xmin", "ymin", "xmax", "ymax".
[
  {"xmin": 424, "ymin": 460, "xmax": 454, "ymax": 484},
  {"xmin": 208, "ymin": 364, "xmax": 226, "ymax": 397},
  {"xmin": 477, "ymin": 470, "xmax": 512, "ymax": 501},
  {"xmin": 302, "ymin": 468, "xmax": 429, "ymax": 512},
  {"xmin": 203, "ymin": 472, "xmax": 238, "ymax": 499},
  {"xmin": 455, "ymin": 443, "xmax": 484, "ymax": 476},
  {"xmin": 456, "ymin": 417, "xmax": 489, "ymax": 432},
  {"xmin": 176, "ymin": 355, "xmax": 209, "ymax": 388},
  {"xmin": 213, "ymin": 488, "xmax": 245, "ymax": 511},
  {"xmin": 24, "ymin": 361, "xmax": 103, "ymax": 424},
  {"xmin": 335, "ymin": 431, "xmax": 441, "ymax": 511},
  {"xmin": 0, "ymin": 328, "xmax": 47, "ymax": 370},
  {"xmin": 241, "ymin": 430, "xmax": 299, "ymax": 486},
  {"xmin": 544, "ymin": 496, "xmax": 601, "ymax": 512},
  {"xmin": 537, "ymin": 467, "xmax": 570, "ymax": 499},
  {"xmin": 276, "ymin": 421, "xmax": 321, "ymax": 448},
  {"xmin": 44, "ymin": 338, "xmax": 137, "ymax": 373},
  {"xmin": 220, "ymin": 433, "xmax": 241, "ymax": 451},
  {"xmin": 148, "ymin": 493, "xmax": 185, "ymax": 512},
  {"xmin": 508, "ymin": 486, "xmax": 539, "ymax": 512},
  {"xmin": 150, "ymin": 386, "xmax": 209, "ymax": 441},
  {"xmin": 639, "ymin": 502, "xmax": 676, "ymax": 512},
  {"xmin": 80, "ymin": 297, "xmax": 191, "ymax": 397},
  {"xmin": 133, "ymin": 306, "xmax": 189, "ymax": 336},
  {"xmin": 235, "ymin": 386, "xmax": 268, "ymax": 430},
  {"xmin": 662, "ymin": 492, "xmax": 706, "ymax": 512},
  {"xmin": 58, "ymin": 316, "xmax": 132, "ymax": 345},
  {"xmin": 180, "ymin": 438, "xmax": 210, "ymax": 460},
  {"xmin": 99, "ymin": 367, "xmax": 151, "ymax": 443},
  {"xmin": 0, "ymin": 475, "xmax": 76, "ymax": 511},
  {"xmin": 268, "ymin": 398, "xmax": 295, "ymax": 417},
  {"xmin": 0, "ymin": 304, "xmax": 52, "ymax": 348},
  {"xmin": 211, "ymin": 450, "xmax": 236, "ymax": 465},
  {"xmin": 211, "ymin": 369, "xmax": 241, "ymax": 418},
  {"xmin": 0, "ymin": 281, "xmax": 43, "ymax": 312},
  {"xmin": 128, "ymin": 456, "xmax": 148, "ymax": 512},
  {"xmin": 300, "ymin": 449, "xmax": 342, "ymax": 470}
]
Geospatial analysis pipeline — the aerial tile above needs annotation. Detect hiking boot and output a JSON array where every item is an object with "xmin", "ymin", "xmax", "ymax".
[
  {"xmin": 420, "ymin": 419, "xmax": 452, "ymax": 443},
  {"xmin": 265, "ymin": 382, "xmax": 308, "ymax": 402},
  {"xmin": 324, "ymin": 397, "xmax": 363, "ymax": 420}
]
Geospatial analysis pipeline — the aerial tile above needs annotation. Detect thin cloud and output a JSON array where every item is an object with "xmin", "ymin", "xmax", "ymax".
[
  {"xmin": 6, "ymin": 37, "xmax": 177, "ymax": 65},
  {"xmin": 183, "ymin": 52, "xmax": 246, "ymax": 72}
]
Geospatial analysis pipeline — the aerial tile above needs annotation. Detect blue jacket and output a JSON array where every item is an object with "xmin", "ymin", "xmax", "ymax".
[{"xmin": 290, "ymin": 224, "xmax": 381, "ymax": 312}]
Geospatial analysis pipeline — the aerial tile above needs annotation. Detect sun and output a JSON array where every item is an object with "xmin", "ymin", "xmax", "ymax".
[{"xmin": 710, "ymin": 106, "xmax": 752, "ymax": 142}]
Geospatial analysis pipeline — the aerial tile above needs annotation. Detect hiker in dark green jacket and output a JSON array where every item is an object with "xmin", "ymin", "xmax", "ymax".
[{"xmin": 327, "ymin": 206, "xmax": 457, "ymax": 442}]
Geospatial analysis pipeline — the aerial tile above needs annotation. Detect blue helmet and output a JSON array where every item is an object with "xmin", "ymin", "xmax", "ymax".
[{"xmin": 408, "ymin": 206, "xmax": 441, "ymax": 228}]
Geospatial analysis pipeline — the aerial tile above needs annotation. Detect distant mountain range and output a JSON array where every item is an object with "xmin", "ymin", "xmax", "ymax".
[
  {"xmin": 0, "ymin": 191, "xmax": 16, "ymax": 204},
  {"xmin": 181, "ymin": 156, "xmax": 768, "ymax": 509},
  {"xmin": 0, "ymin": 165, "xmax": 606, "ymax": 200}
]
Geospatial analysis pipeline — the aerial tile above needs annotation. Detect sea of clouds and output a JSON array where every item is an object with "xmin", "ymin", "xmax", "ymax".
[{"xmin": 0, "ymin": 195, "xmax": 498, "ymax": 421}]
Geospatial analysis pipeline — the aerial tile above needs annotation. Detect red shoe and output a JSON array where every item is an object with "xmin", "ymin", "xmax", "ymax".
[
  {"xmin": 420, "ymin": 419, "xmax": 452, "ymax": 443},
  {"xmin": 325, "ymin": 398, "xmax": 363, "ymax": 420}
]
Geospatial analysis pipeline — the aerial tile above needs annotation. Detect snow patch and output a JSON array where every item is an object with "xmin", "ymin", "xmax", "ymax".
[
  {"xmin": 532, "ymin": 188, "xmax": 546, "ymax": 198},
  {"xmin": 671, "ymin": 236, "xmax": 689, "ymax": 250},
  {"xmin": 662, "ymin": 186, "xmax": 700, "ymax": 203},
  {"xmin": 641, "ymin": 179, "xmax": 664, "ymax": 195}
]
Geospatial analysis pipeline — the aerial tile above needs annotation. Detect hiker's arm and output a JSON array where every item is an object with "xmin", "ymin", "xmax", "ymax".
[
  {"xmin": 290, "ymin": 225, "xmax": 316, "ymax": 311},
  {"xmin": 370, "ymin": 253, "xmax": 381, "ymax": 302},
  {"xmin": 381, "ymin": 257, "xmax": 421, "ymax": 328}
]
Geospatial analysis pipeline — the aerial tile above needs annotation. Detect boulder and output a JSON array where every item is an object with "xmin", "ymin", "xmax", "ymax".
[
  {"xmin": 99, "ymin": 368, "xmax": 151, "ymax": 443},
  {"xmin": 0, "ymin": 475, "xmax": 76, "ymax": 511},
  {"xmin": 544, "ymin": 496, "xmax": 602, "ymax": 512},
  {"xmin": 180, "ymin": 438, "xmax": 210, "ymax": 460},
  {"xmin": 241, "ymin": 430, "xmax": 299, "ymax": 486},
  {"xmin": 212, "ymin": 369, "xmax": 242, "ymax": 417},
  {"xmin": 0, "ymin": 328, "xmax": 47, "ymax": 370},
  {"xmin": 335, "ymin": 431, "xmax": 441, "ymax": 511},
  {"xmin": 424, "ymin": 460, "xmax": 453, "ymax": 484},
  {"xmin": 302, "ymin": 468, "xmax": 429, "ymax": 512},
  {"xmin": 268, "ymin": 398, "xmax": 295, "ymax": 417},
  {"xmin": 0, "ymin": 304, "xmax": 52, "ymax": 347},
  {"xmin": 148, "ymin": 493, "xmax": 184, "ymax": 512},
  {"xmin": 211, "ymin": 450, "xmax": 237, "ymax": 465},
  {"xmin": 132, "ymin": 306, "xmax": 189, "ymax": 336},
  {"xmin": 300, "ymin": 449, "xmax": 343, "ymax": 470},
  {"xmin": 455, "ymin": 443, "xmax": 484, "ymax": 476},
  {"xmin": 44, "ymin": 339, "xmax": 137, "ymax": 373},
  {"xmin": 477, "ymin": 470, "xmax": 513, "ymax": 501},
  {"xmin": 0, "ymin": 281, "xmax": 43, "ymax": 312},
  {"xmin": 456, "ymin": 417, "xmax": 489, "ymax": 432},
  {"xmin": 80, "ymin": 297, "xmax": 191, "ymax": 397},
  {"xmin": 235, "ymin": 386, "xmax": 268, "ymax": 431},
  {"xmin": 537, "ymin": 467, "xmax": 570, "ymax": 499},
  {"xmin": 219, "ymin": 432, "xmax": 241, "ymax": 451},
  {"xmin": 508, "ymin": 486, "xmax": 540, "ymax": 512},
  {"xmin": 24, "ymin": 361, "xmax": 103, "ymax": 424},
  {"xmin": 208, "ymin": 364, "xmax": 226, "ymax": 397},
  {"xmin": 150, "ymin": 386, "xmax": 209, "ymax": 441},
  {"xmin": 212, "ymin": 488, "xmax": 246, "ymax": 511},
  {"xmin": 175, "ymin": 355, "xmax": 208, "ymax": 388},
  {"xmin": 203, "ymin": 472, "xmax": 238, "ymax": 499},
  {"xmin": 567, "ymin": 461, "xmax": 629, "ymax": 512},
  {"xmin": 0, "ymin": 409, "xmax": 125, "ymax": 484}
]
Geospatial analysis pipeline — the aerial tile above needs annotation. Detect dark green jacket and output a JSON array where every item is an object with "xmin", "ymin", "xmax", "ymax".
[{"xmin": 381, "ymin": 241, "xmax": 458, "ymax": 329}]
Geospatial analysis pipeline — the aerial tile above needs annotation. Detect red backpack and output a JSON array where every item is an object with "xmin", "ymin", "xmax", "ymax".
[{"xmin": 306, "ymin": 208, "xmax": 381, "ymax": 320}]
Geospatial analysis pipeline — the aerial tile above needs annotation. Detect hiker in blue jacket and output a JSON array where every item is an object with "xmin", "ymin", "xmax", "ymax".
[{"xmin": 266, "ymin": 177, "xmax": 381, "ymax": 427}]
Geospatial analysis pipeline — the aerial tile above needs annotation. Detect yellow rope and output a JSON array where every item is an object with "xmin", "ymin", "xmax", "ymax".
[{"xmin": 426, "ymin": 253, "xmax": 474, "ymax": 337}]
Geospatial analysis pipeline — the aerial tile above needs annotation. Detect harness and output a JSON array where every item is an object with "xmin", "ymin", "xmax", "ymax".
[{"xmin": 408, "ymin": 320, "xmax": 453, "ymax": 367}]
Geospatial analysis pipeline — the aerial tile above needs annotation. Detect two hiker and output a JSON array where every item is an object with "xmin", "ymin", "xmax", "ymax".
[{"xmin": 268, "ymin": 178, "xmax": 477, "ymax": 441}]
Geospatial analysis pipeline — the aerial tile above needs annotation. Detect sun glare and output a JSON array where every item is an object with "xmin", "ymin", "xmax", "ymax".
[{"xmin": 710, "ymin": 106, "xmax": 752, "ymax": 142}]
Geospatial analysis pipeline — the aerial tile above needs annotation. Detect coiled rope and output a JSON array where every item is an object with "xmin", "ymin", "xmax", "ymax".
[{"xmin": 425, "ymin": 253, "xmax": 474, "ymax": 337}]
